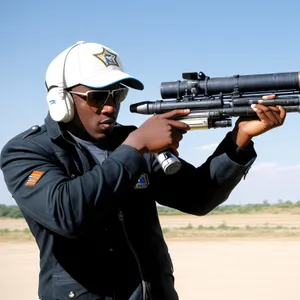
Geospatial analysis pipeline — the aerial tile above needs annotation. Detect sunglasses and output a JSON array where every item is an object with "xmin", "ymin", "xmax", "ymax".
[{"xmin": 69, "ymin": 87, "xmax": 128, "ymax": 112}]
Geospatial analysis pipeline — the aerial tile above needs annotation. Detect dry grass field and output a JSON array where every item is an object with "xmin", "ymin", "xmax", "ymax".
[{"xmin": 1, "ymin": 213, "xmax": 300, "ymax": 300}]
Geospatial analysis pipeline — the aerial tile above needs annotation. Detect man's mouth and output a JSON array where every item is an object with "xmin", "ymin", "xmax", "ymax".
[{"xmin": 101, "ymin": 118, "xmax": 115, "ymax": 125}]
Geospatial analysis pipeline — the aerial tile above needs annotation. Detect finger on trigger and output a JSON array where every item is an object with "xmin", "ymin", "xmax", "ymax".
[{"xmin": 163, "ymin": 109, "xmax": 190, "ymax": 120}]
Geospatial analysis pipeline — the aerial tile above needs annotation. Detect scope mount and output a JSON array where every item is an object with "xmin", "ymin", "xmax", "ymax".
[{"xmin": 182, "ymin": 71, "xmax": 209, "ymax": 80}]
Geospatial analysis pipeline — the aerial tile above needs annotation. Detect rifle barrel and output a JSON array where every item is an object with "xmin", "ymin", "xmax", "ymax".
[
  {"xmin": 129, "ymin": 99, "xmax": 223, "ymax": 114},
  {"xmin": 130, "ymin": 97, "xmax": 300, "ymax": 115}
]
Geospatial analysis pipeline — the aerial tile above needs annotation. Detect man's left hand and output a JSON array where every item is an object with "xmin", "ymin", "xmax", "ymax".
[{"xmin": 231, "ymin": 94, "xmax": 286, "ymax": 148}]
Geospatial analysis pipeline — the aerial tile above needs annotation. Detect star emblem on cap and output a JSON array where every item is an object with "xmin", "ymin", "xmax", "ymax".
[{"xmin": 94, "ymin": 48, "xmax": 119, "ymax": 67}]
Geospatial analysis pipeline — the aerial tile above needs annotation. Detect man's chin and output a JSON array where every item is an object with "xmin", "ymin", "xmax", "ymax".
[
  {"xmin": 92, "ymin": 132, "xmax": 108, "ymax": 141},
  {"xmin": 93, "ymin": 127, "xmax": 114, "ymax": 140}
]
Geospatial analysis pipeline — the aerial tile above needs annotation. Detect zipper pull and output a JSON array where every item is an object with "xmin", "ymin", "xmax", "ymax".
[{"xmin": 118, "ymin": 210, "xmax": 124, "ymax": 222}]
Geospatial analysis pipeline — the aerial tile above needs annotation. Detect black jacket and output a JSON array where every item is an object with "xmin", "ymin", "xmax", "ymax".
[{"xmin": 0, "ymin": 114, "xmax": 256, "ymax": 300}]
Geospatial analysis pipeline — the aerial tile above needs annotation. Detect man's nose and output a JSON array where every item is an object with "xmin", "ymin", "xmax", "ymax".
[{"xmin": 100, "ymin": 96, "xmax": 117, "ymax": 114}]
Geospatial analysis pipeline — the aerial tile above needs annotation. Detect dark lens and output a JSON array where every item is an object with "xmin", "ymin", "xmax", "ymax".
[
  {"xmin": 87, "ymin": 91, "xmax": 109, "ymax": 107},
  {"xmin": 113, "ymin": 88, "xmax": 128, "ymax": 104}
]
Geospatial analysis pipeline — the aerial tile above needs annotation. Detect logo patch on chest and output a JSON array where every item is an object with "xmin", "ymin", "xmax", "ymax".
[{"xmin": 134, "ymin": 173, "xmax": 150, "ymax": 189}]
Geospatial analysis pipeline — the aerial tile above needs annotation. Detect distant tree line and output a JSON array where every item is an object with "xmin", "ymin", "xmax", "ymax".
[
  {"xmin": 0, "ymin": 204, "xmax": 23, "ymax": 218},
  {"xmin": 157, "ymin": 200, "xmax": 300, "ymax": 215},
  {"xmin": 1, "ymin": 200, "xmax": 300, "ymax": 218}
]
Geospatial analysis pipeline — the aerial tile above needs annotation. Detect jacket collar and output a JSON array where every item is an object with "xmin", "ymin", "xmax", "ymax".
[
  {"xmin": 44, "ymin": 113, "xmax": 70, "ymax": 143},
  {"xmin": 44, "ymin": 113, "xmax": 135, "ymax": 147}
]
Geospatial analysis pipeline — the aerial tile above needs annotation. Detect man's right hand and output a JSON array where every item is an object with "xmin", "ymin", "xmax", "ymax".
[{"xmin": 123, "ymin": 109, "xmax": 191, "ymax": 155}]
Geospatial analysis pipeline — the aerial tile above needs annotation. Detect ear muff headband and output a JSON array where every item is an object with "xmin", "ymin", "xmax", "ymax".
[{"xmin": 46, "ymin": 41, "xmax": 86, "ymax": 123}]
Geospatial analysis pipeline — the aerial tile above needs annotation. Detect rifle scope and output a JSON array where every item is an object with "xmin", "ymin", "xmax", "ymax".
[{"xmin": 160, "ymin": 71, "xmax": 300, "ymax": 99}]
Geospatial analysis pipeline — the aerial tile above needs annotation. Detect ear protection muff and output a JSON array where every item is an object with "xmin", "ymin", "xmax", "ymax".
[
  {"xmin": 46, "ymin": 84, "xmax": 74, "ymax": 123},
  {"xmin": 45, "ymin": 41, "xmax": 86, "ymax": 123}
]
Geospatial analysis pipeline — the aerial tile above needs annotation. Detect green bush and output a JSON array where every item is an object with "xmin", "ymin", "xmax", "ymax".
[
  {"xmin": 0, "ymin": 204, "xmax": 23, "ymax": 218},
  {"xmin": 1, "ymin": 200, "xmax": 300, "ymax": 219}
]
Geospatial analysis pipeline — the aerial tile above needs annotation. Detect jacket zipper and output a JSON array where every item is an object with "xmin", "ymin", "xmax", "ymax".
[{"xmin": 118, "ymin": 210, "xmax": 152, "ymax": 300}]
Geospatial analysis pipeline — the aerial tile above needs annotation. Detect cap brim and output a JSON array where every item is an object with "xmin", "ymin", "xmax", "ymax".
[{"xmin": 81, "ymin": 69, "xmax": 144, "ymax": 90}]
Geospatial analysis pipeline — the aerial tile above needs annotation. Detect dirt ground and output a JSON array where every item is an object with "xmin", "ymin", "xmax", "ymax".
[{"xmin": 1, "ymin": 215, "xmax": 300, "ymax": 300}]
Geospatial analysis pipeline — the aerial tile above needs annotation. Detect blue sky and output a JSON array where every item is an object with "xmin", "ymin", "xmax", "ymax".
[{"xmin": 1, "ymin": 0, "xmax": 300, "ymax": 206}]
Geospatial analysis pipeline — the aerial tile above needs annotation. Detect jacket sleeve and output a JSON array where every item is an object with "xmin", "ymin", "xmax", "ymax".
[
  {"xmin": 151, "ymin": 132, "xmax": 257, "ymax": 216},
  {"xmin": 0, "ymin": 138, "xmax": 147, "ymax": 238}
]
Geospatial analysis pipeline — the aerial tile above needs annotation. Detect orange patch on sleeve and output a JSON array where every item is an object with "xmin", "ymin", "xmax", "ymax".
[{"xmin": 25, "ymin": 171, "xmax": 45, "ymax": 186}]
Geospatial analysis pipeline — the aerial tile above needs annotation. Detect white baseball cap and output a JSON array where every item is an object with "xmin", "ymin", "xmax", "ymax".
[{"xmin": 45, "ymin": 41, "xmax": 144, "ymax": 91}]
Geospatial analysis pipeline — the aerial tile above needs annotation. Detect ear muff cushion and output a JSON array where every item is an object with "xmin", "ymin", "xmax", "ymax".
[
  {"xmin": 46, "ymin": 86, "xmax": 74, "ymax": 123},
  {"xmin": 64, "ymin": 90, "xmax": 74, "ymax": 122}
]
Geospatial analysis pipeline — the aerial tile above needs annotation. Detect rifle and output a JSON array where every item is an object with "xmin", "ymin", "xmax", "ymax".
[{"xmin": 130, "ymin": 71, "xmax": 300, "ymax": 175}]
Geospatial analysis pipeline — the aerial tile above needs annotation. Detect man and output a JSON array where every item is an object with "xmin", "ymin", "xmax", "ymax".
[{"xmin": 0, "ymin": 41, "xmax": 286, "ymax": 300}]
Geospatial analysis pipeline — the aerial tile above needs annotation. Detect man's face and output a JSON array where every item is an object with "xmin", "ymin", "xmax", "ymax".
[{"xmin": 68, "ymin": 83, "xmax": 128, "ymax": 141}]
